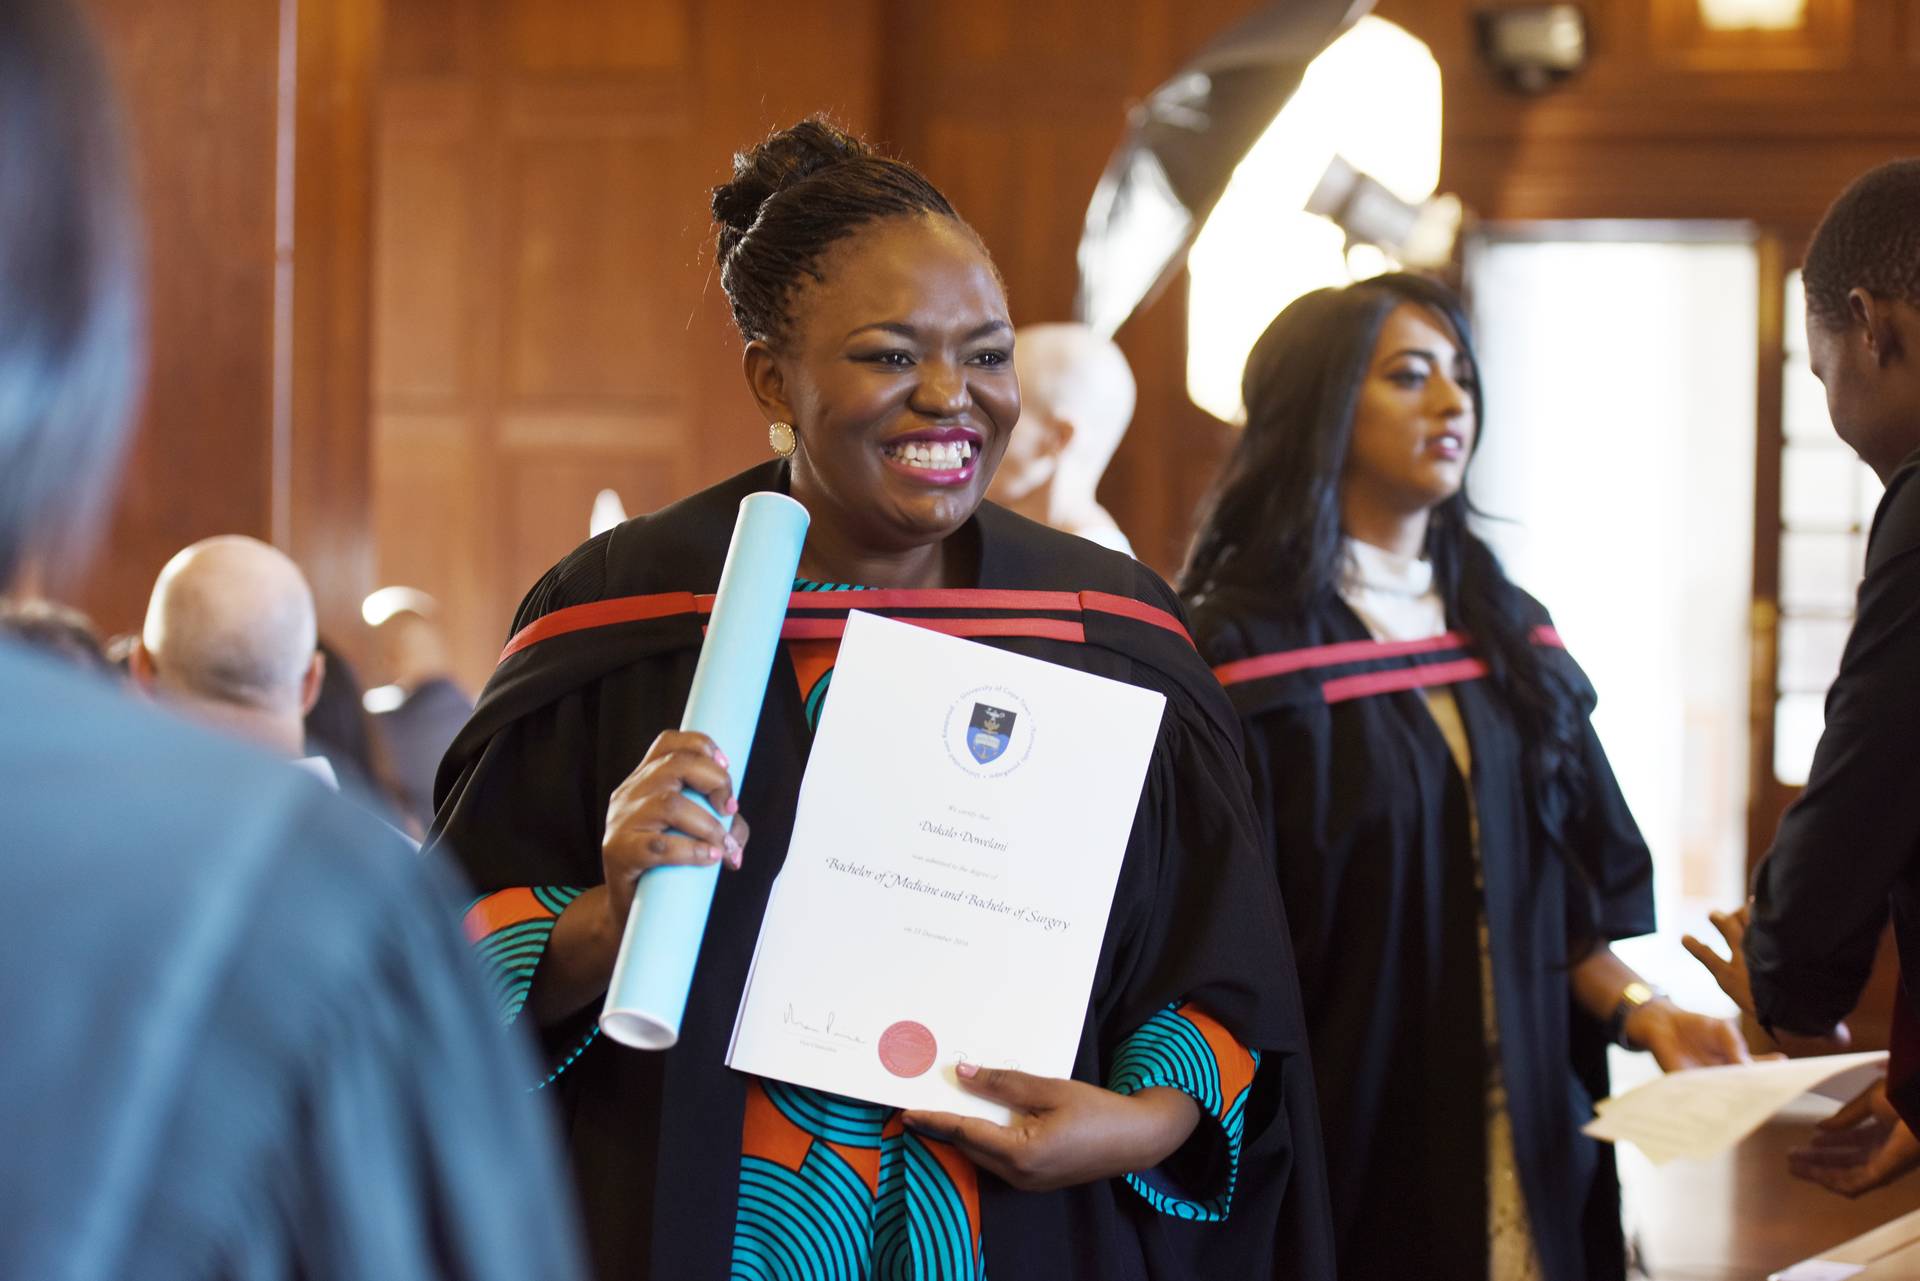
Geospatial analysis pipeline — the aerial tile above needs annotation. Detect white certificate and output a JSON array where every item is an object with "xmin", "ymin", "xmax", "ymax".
[
  {"xmin": 726, "ymin": 609, "xmax": 1167, "ymax": 1122},
  {"xmin": 1582, "ymin": 1050, "xmax": 1888, "ymax": 1165}
]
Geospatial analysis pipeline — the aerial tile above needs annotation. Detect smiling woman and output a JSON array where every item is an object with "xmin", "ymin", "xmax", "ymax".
[
  {"xmin": 742, "ymin": 211, "xmax": 1019, "ymax": 579},
  {"xmin": 429, "ymin": 119, "xmax": 1335, "ymax": 1281}
]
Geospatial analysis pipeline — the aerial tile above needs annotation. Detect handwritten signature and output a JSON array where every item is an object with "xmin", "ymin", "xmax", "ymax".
[{"xmin": 782, "ymin": 1004, "xmax": 869, "ymax": 1045}]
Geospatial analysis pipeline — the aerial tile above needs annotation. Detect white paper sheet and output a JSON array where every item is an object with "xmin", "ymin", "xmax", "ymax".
[
  {"xmin": 1582, "ymin": 1051, "xmax": 1887, "ymax": 1165},
  {"xmin": 726, "ymin": 610, "xmax": 1167, "ymax": 1123},
  {"xmin": 1770, "ymin": 1262, "xmax": 1866, "ymax": 1281}
]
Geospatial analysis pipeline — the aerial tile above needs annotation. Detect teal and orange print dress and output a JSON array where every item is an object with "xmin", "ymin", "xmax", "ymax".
[
  {"xmin": 433, "ymin": 462, "xmax": 1334, "ymax": 1281},
  {"xmin": 466, "ymin": 582, "xmax": 1257, "ymax": 1280}
]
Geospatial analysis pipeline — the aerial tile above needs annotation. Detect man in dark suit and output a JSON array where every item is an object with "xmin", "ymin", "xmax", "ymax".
[{"xmin": 1689, "ymin": 158, "xmax": 1920, "ymax": 1197}]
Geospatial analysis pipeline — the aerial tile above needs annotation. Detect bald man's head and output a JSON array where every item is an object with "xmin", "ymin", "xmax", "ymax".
[
  {"xmin": 991, "ymin": 324, "xmax": 1137, "ymax": 505},
  {"xmin": 139, "ymin": 536, "xmax": 318, "ymax": 714}
]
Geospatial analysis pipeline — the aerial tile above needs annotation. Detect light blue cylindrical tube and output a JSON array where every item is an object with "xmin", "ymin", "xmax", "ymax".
[{"xmin": 599, "ymin": 491, "xmax": 809, "ymax": 1050}]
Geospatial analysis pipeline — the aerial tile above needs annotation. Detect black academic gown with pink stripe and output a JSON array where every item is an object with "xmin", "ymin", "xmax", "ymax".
[
  {"xmin": 1188, "ymin": 586, "xmax": 1655, "ymax": 1281},
  {"xmin": 429, "ymin": 462, "xmax": 1336, "ymax": 1281}
]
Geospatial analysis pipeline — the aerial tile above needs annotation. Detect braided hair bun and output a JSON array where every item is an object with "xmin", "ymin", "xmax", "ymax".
[{"xmin": 710, "ymin": 116, "xmax": 960, "ymax": 344}]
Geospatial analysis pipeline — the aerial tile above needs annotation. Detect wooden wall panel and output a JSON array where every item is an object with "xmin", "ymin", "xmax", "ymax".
[
  {"xmin": 374, "ymin": 415, "xmax": 491, "ymax": 681},
  {"xmin": 68, "ymin": 0, "xmax": 279, "ymax": 632},
  {"xmin": 285, "ymin": 0, "xmax": 381, "ymax": 663},
  {"xmin": 71, "ymin": 0, "xmax": 375, "ymax": 661},
  {"xmin": 384, "ymin": 0, "xmax": 475, "ymax": 78},
  {"xmin": 376, "ymin": 0, "xmax": 883, "ymax": 690},
  {"xmin": 506, "ymin": 135, "xmax": 690, "ymax": 402},
  {"xmin": 375, "ymin": 127, "xmax": 471, "ymax": 404},
  {"xmin": 508, "ymin": 0, "xmax": 692, "ymax": 73},
  {"xmin": 502, "ymin": 451, "xmax": 685, "ymax": 602}
]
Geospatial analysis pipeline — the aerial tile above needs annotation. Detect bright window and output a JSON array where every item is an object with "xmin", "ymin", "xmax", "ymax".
[{"xmin": 1773, "ymin": 269, "xmax": 1881, "ymax": 785}]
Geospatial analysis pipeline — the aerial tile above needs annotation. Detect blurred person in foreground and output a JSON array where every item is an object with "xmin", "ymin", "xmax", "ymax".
[
  {"xmin": 0, "ymin": 4, "xmax": 585, "ymax": 1278},
  {"xmin": 985, "ymin": 322, "xmax": 1137, "ymax": 555},
  {"xmin": 1687, "ymin": 159, "xmax": 1920, "ymax": 1198},
  {"xmin": 363, "ymin": 585, "xmax": 473, "ymax": 830},
  {"xmin": 0, "ymin": 596, "xmax": 114, "ymax": 676}
]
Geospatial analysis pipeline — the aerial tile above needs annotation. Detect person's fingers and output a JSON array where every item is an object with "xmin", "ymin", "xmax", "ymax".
[
  {"xmin": 1709, "ymin": 909, "xmax": 1746, "ymax": 954},
  {"xmin": 648, "ymin": 730, "xmax": 730, "ymax": 770},
  {"xmin": 1792, "ymin": 1134, "xmax": 1878, "ymax": 1164},
  {"xmin": 1709, "ymin": 1020, "xmax": 1750, "ymax": 1063},
  {"xmin": 1819, "ymin": 1082, "xmax": 1885, "ymax": 1133},
  {"xmin": 606, "ymin": 828, "xmax": 729, "ymax": 875},
  {"xmin": 899, "ymin": 1110, "xmax": 1023, "ymax": 1181},
  {"xmin": 1789, "ymin": 1155, "xmax": 1870, "ymax": 1196},
  {"xmin": 954, "ymin": 1065, "xmax": 1060, "ymax": 1112},
  {"xmin": 1681, "ymin": 933, "xmax": 1726, "ymax": 972},
  {"xmin": 729, "ymin": 812, "xmax": 751, "ymax": 856},
  {"xmin": 635, "ymin": 746, "xmax": 738, "ymax": 817},
  {"xmin": 634, "ymin": 790, "xmax": 740, "ymax": 856}
]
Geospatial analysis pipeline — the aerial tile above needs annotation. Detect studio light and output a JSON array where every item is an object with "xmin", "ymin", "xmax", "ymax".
[
  {"xmin": 1073, "ymin": 3, "xmax": 1457, "ymax": 423},
  {"xmin": 1185, "ymin": 15, "xmax": 1450, "ymax": 422}
]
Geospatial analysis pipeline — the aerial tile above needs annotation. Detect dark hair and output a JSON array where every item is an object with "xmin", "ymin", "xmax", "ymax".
[
  {"xmin": 1182, "ymin": 274, "xmax": 1595, "ymax": 933},
  {"xmin": 711, "ymin": 117, "xmax": 962, "ymax": 346},
  {"xmin": 0, "ymin": 595, "xmax": 113, "ymax": 676},
  {"xmin": 1804, "ymin": 158, "xmax": 1920, "ymax": 330},
  {"xmin": 0, "ymin": 0, "xmax": 144, "ymax": 589}
]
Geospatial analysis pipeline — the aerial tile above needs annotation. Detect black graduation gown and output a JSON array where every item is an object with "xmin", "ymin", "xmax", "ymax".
[
  {"xmin": 1188, "ymin": 587, "xmax": 1656, "ymax": 1281},
  {"xmin": 431, "ymin": 462, "xmax": 1337, "ymax": 1281}
]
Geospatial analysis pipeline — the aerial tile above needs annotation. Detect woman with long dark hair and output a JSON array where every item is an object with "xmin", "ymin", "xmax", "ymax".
[
  {"xmin": 1182, "ymin": 274, "xmax": 1741, "ymax": 1281},
  {"xmin": 436, "ymin": 118, "xmax": 1334, "ymax": 1280}
]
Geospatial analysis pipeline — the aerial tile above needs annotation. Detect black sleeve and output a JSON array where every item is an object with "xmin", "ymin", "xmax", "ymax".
[
  {"xmin": 132, "ymin": 796, "xmax": 589, "ymax": 1281},
  {"xmin": 434, "ymin": 529, "xmax": 619, "ymax": 893},
  {"xmin": 277, "ymin": 846, "xmax": 589, "ymax": 1280},
  {"xmin": 1573, "ymin": 717, "xmax": 1657, "ymax": 942},
  {"xmin": 1095, "ymin": 679, "xmax": 1306, "ymax": 1057},
  {"xmin": 1094, "ymin": 681, "xmax": 1333, "ymax": 1278},
  {"xmin": 1524, "ymin": 599, "xmax": 1656, "ymax": 944},
  {"xmin": 1747, "ymin": 541, "xmax": 1920, "ymax": 1035}
]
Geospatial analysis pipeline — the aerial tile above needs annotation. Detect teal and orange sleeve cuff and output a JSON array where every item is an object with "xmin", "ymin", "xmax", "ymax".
[
  {"xmin": 463, "ymin": 885, "xmax": 586, "ymax": 1025},
  {"xmin": 463, "ymin": 886, "xmax": 601, "ymax": 1092},
  {"xmin": 1108, "ymin": 1002, "xmax": 1258, "ymax": 1222}
]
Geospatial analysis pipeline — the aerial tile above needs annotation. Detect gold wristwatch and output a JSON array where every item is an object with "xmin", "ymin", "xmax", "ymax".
[{"xmin": 1609, "ymin": 980, "xmax": 1663, "ymax": 1049}]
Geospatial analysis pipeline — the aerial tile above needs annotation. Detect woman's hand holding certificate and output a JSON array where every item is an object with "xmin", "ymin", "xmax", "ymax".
[{"xmin": 903, "ymin": 1067, "xmax": 1200, "ymax": 1191}]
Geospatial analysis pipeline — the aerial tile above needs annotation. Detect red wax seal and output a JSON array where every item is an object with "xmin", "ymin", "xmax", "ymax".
[{"xmin": 877, "ymin": 1020, "xmax": 938, "ymax": 1079}]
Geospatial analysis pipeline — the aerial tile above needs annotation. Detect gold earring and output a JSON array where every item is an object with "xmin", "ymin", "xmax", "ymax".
[{"xmin": 768, "ymin": 421, "xmax": 797, "ymax": 458}]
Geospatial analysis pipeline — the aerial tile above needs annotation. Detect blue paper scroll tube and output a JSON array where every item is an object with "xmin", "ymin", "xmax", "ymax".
[{"xmin": 598, "ymin": 491, "xmax": 810, "ymax": 1049}]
